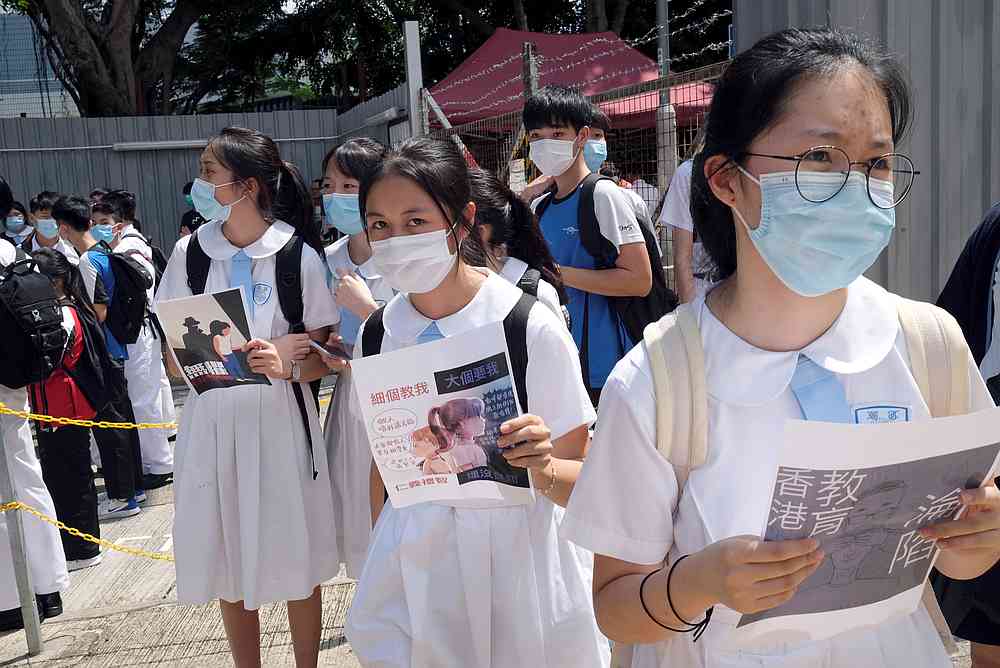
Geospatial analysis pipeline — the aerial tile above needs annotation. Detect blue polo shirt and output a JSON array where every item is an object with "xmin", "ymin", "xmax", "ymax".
[
  {"xmin": 536, "ymin": 181, "xmax": 644, "ymax": 389},
  {"xmin": 81, "ymin": 245, "xmax": 128, "ymax": 360}
]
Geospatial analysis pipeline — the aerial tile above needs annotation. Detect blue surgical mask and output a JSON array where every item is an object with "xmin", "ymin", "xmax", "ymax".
[
  {"xmin": 322, "ymin": 193, "xmax": 363, "ymax": 236},
  {"xmin": 584, "ymin": 139, "xmax": 608, "ymax": 172},
  {"xmin": 185, "ymin": 194, "xmax": 194, "ymax": 207},
  {"xmin": 91, "ymin": 224, "xmax": 116, "ymax": 244},
  {"xmin": 733, "ymin": 168, "xmax": 895, "ymax": 297},
  {"xmin": 35, "ymin": 218, "xmax": 59, "ymax": 239},
  {"xmin": 5, "ymin": 216, "xmax": 27, "ymax": 235},
  {"xmin": 191, "ymin": 177, "xmax": 245, "ymax": 223}
]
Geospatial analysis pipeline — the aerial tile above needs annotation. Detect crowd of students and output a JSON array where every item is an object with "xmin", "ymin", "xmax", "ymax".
[{"xmin": 1, "ymin": 25, "xmax": 999, "ymax": 668}]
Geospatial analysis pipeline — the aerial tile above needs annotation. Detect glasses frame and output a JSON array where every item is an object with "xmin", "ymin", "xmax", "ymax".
[{"xmin": 740, "ymin": 145, "xmax": 920, "ymax": 209}]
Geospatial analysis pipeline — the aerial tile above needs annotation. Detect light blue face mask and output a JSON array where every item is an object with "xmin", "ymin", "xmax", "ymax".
[
  {"xmin": 4, "ymin": 216, "xmax": 27, "ymax": 235},
  {"xmin": 91, "ymin": 223, "xmax": 115, "ymax": 244},
  {"xmin": 35, "ymin": 218, "xmax": 59, "ymax": 239},
  {"xmin": 733, "ymin": 168, "xmax": 895, "ymax": 297},
  {"xmin": 323, "ymin": 193, "xmax": 363, "ymax": 236},
  {"xmin": 584, "ymin": 139, "xmax": 608, "ymax": 172},
  {"xmin": 191, "ymin": 177, "xmax": 245, "ymax": 223}
]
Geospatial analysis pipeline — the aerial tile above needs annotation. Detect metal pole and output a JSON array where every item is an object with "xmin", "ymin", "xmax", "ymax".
[
  {"xmin": 655, "ymin": 0, "xmax": 678, "ymax": 194},
  {"xmin": 657, "ymin": 0, "xmax": 669, "ymax": 105},
  {"xmin": 0, "ymin": 422, "xmax": 44, "ymax": 655},
  {"xmin": 404, "ymin": 21, "xmax": 425, "ymax": 139},
  {"xmin": 521, "ymin": 42, "xmax": 539, "ymax": 98}
]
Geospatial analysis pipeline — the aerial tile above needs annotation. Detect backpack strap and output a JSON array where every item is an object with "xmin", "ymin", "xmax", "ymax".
[
  {"xmin": 185, "ymin": 230, "xmax": 211, "ymax": 295},
  {"xmin": 361, "ymin": 305, "xmax": 387, "ymax": 357},
  {"xmin": 516, "ymin": 268, "xmax": 541, "ymax": 298},
  {"xmin": 578, "ymin": 173, "xmax": 620, "ymax": 268},
  {"xmin": 897, "ymin": 298, "xmax": 971, "ymax": 654},
  {"xmin": 642, "ymin": 302, "xmax": 708, "ymax": 496},
  {"xmin": 897, "ymin": 298, "xmax": 971, "ymax": 417},
  {"xmin": 502, "ymin": 292, "xmax": 534, "ymax": 412}
]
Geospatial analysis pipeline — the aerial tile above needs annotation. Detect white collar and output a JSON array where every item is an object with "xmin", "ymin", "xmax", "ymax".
[
  {"xmin": 381, "ymin": 270, "xmax": 519, "ymax": 344},
  {"xmin": 702, "ymin": 277, "xmax": 900, "ymax": 407},
  {"xmin": 197, "ymin": 219, "xmax": 294, "ymax": 260},
  {"xmin": 499, "ymin": 256, "xmax": 528, "ymax": 284},
  {"xmin": 330, "ymin": 235, "xmax": 381, "ymax": 279}
]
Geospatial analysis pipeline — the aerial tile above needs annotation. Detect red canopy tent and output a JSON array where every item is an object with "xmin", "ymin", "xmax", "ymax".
[{"xmin": 429, "ymin": 28, "xmax": 712, "ymax": 128}]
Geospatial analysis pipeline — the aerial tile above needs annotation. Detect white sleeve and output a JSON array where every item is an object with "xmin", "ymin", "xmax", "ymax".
[
  {"xmin": 535, "ymin": 279, "xmax": 564, "ymax": 323},
  {"xmin": 658, "ymin": 161, "xmax": 694, "ymax": 233},
  {"xmin": 525, "ymin": 305, "xmax": 596, "ymax": 439},
  {"xmin": 155, "ymin": 236, "xmax": 193, "ymax": 303},
  {"xmin": 593, "ymin": 180, "xmax": 645, "ymax": 250},
  {"xmin": 78, "ymin": 254, "xmax": 99, "ymax": 303},
  {"xmin": 302, "ymin": 246, "xmax": 340, "ymax": 331},
  {"xmin": 561, "ymin": 347, "xmax": 679, "ymax": 565}
]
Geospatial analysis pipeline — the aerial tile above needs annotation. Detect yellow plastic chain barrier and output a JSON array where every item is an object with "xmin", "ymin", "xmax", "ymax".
[
  {"xmin": 0, "ymin": 402, "xmax": 176, "ymax": 430},
  {"xmin": 0, "ymin": 500, "xmax": 174, "ymax": 562}
]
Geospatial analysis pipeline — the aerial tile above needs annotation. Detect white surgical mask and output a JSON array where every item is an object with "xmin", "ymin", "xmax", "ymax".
[
  {"xmin": 371, "ymin": 227, "xmax": 458, "ymax": 294},
  {"xmin": 530, "ymin": 138, "xmax": 579, "ymax": 177}
]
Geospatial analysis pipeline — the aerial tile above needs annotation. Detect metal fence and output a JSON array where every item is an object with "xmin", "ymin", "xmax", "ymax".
[{"xmin": 428, "ymin": 61, "xmax": 726, "ymax": 288}]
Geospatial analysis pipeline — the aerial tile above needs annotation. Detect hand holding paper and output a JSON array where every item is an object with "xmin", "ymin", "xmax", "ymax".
[
  {"xmin": 922, "ymin": 481, "xmax": 1000, "ymax": 579},
  {"xmin": 245, "ymin": 338, "xmax": 286, "ymax": 379}
]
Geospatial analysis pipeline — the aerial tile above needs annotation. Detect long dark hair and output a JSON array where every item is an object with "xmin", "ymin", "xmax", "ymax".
[
  {"xmin": 359, "ymin": 137, "xmax": 490, "ymax": 266},
  {"xmin": 428, "ymin": 397, "xmax": 485, "ymax": 450},
  {"xmin": 690, "ymin": 28, "xmax": 912, "ymax": 281},
  {"xmin": 467, "ymin": 168, "xmax": 566, "ymax": 302},
  {"xmin": 322, "ymin": 137, "xmax": 386, "ymax": 181},
  {"xmin": 32, "ymin": 248, "xmax": 96, "ymax": 317},
  {"xmin": 207, "ymin": 127, "xmax": 322, "ymax": 256}
]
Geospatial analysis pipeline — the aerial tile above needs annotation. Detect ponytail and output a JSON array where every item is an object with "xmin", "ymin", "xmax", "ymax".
[
  {"xmin": 32, "ymin": 247, "xmax": 97, "ymax": 318},
  {"xmin": 275, "ymin": 160, "xmax": 323, "ymax": 257},
  {"xmin": 467, "ymin": 168, "xmax": 566, "ymax": 303},
  {"xmin": 427, "ymin": 407, "xmax": 455, "ymax": 452}
]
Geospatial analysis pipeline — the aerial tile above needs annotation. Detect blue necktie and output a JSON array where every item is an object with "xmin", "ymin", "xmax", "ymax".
[
  {"xmin": 416, "ymin": 322, "xmax": 444, "ymax": 345},
  {"xmin": 789, "ymin": 355, "xmax": 852, "ymax": 423},
  {"xmin": 231, "ymin": 250, "xmax": 254, "ymax": 316}
]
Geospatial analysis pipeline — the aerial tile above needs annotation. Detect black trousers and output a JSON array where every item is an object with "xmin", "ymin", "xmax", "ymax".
[
  {"xmin": 36, "ymin": 425, "xmax": 100, "ymax": 561},
  {"xmin": 92, "ymin": 360, "xmax": 143, "ymax": 500}
]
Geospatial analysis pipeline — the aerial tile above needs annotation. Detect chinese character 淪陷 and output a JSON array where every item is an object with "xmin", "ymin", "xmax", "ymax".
[
  {"xmin": 904, "ymin": 488, "xmax": 965, "ymax": 529},
  {"xmin": 889, "ymin": 529, "xmax": 936, "ymax": 574}
]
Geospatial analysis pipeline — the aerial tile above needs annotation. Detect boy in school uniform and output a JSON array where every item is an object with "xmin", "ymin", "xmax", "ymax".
[
  {"xmin": 28, "ymin": 191, "xmax": 79, "ymax": 264},
  {"xmin": 97, "ymin": 191, "xmax": 173, "ymax": 489},
  {"xmin": 523, "ymin": 85, "xmax": 652, "ymax": 406},
  {"xmin": 54, "ymin": 195, "xmax": 145, "ymax": 520}
]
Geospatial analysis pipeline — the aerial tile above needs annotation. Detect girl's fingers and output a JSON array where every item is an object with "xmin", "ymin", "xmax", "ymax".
[
  {"xmin": 500, "ymin": 414, "xmax": 543, "ymax": 434},
  {"xmin": 504, "ymin": 454, "xmax": 549, "ymax": 470},
  {"xmin": 750, "ymin": 555, "xmax": 823, "ymax": 596},
  {"xmin": 938, "ymin": 528, "xmax": 1000, "ymax": 551},
  {"xmin": 922, "ymin": 512, "xmax": 1000, "ymax": 540},
  {"xmin": 747, "ymin": 550, "xmax": 825, "ymax": 583},
  {"xmin": 748, "ymin": 589, "xmax": 796, "ymax": 614}
]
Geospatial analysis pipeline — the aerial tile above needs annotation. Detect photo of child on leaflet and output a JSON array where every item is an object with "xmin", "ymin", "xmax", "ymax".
[{"xmin": 156, "ymin": 287, "xmax": 270, "ymax": 394}]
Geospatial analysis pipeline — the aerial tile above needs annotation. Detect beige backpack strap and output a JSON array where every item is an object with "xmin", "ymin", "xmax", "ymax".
[
  {"xmin": 897, "ymin": 297, "xmax": 973, "ymax": 655},
  {"xmin": 642, "ymin": 302, "xmax": 709, "ymax": 496}
]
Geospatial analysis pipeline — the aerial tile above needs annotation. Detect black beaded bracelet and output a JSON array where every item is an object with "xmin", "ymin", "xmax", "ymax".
[{"xmin": 665, "ymin": 555, "xmax": 713, "ymax": 642}]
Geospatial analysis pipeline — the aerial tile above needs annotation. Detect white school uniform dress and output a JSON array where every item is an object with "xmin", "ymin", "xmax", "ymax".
[
  {"xmin": 498, "ymin": 256, "xmax": 564, "ymax": 322},
  {"xmin": 659, "ymin": 161, "xmax": 716, "ymax": 300},
  {"xmin": 323, "ymin": 235, "xmax": 395, "ymax": 578},
  {"xmin": 562, "ymin": 277, "xmax": 995, "ymax": 668},
  {"xmin": 345, "ymin": 271, "xmax": 610, "ymax": 668},
  {"xmin": 155, "ymin": 220, "xmax": 341, "ymax": 609},
  {"xmin": 116, "ymin": 226, "xmax": 173, "ymax": 475},
  {"xmin": 0, "ymin": 239, "xmax": 68, "ymax": 610}
]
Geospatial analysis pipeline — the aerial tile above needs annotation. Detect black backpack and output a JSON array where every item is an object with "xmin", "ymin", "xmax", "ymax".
[
  {"xmin": 186, "ymin": 229, "xmax": 320, "ymax": 480},
  {"xmin": 99, "ymin": 242, "xmax": 154, "ymax": 345},
  {"xmin": 120, "ymin": 232, "xmax": 168, "ymax": 291},
  {"xmin": 516, "ymin": 267, "xmax": 572, "ymax": 330},
  {"xmin": 535, "ymin": 173, "xmax": 677, "ymax": 343},
  {"xmin": 0, "ymin": 249, "xmax": 69, "ymax": 389}
]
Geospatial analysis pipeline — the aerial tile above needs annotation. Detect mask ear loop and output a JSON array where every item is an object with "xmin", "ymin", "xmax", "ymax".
[{"xmin": 729, "ymin": 164, "xmax": 762, "ymax": 235}]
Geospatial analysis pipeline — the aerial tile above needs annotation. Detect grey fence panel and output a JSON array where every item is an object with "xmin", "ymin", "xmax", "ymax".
[
  {"xmin": 734, "ymin": 0, "xmax": 1000, "ymax": 303},
  {"xmin": 0, "ymin": 108, "xmax": 346, "ymax": 253}
]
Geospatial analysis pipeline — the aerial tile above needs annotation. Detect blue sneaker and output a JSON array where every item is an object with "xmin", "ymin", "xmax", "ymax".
[
  {"xmin": 98, "ymin": 496, "xmax": 141, "ymax": 521},
  {"xmin": 135, "ymin": 490, "xmax": 147, "ymax": 504}
]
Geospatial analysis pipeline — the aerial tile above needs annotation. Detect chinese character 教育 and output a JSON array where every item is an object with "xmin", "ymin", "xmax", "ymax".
[
  {"xmin": 809, "ymin": 507, "xmax": 852, "ymax": 537},
  {"xmin": 816, "ymin": 470, "xmax": 867, "ymax": 509},
  {"xmin": 401, "ymin": 385, "xmax": 415, "ymax": 399}
]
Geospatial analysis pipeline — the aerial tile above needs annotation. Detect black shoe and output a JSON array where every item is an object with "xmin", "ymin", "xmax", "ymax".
[
  {"xmin": 36, "ymin": 592, "xmax": 62, "ymax": 619},
  {"xmin": 168, "ymin": 434, "xmax": 177, "ymax": 443},
  {"xmin": 0, "ymin": 606, "xmax": 25, "ymax": 632},
  {"xmin": 142, "ymin": 472, "xmax": 173, "ymax": 490}
]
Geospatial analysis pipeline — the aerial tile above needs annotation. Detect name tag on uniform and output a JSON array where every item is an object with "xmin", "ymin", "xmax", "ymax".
[
  {"xmin": 252, "ymin": 283, "xmax": 272, "ymax": 306},
  {"xmin": 853, "ymin": 404, "xmax": 910, "ymax": 424}
]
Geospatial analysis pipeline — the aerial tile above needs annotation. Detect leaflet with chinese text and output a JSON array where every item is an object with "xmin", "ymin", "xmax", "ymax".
[{"xmin": 351, "ymin": 322, "xmax": 532, "ymax": 508}]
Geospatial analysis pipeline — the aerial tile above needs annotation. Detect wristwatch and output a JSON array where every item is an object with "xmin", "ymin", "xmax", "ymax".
[{"xmin": 289, "ymin": 359, "xmax": 302, "ymax": 382}]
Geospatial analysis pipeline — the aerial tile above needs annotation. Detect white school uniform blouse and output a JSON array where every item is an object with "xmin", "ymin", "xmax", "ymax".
[
  {"xmin": 498, "ymin": 255, "xmax": 563, "ymax": 321},
  {"xmin": 324, "ymin": 235, "xmax": 395, "ymax": 348},
  {"xmin": 345, "ymin": 271, "xmax": 609, "ymax": 667},
  {"xmin": 155, "ymin": 220, "xmax": 341, "ymax": 610},
  {"xmin": 562, "ymin": 277, "xmax": 994, "ymax": 668}
]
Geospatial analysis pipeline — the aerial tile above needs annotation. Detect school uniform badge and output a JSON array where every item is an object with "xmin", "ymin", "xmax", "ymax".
[
  {"xmin": 853, "ymin": 404, "xmax": 910, "ymax": 424},
  {"xmin": 252, "ymin": 283, "xmax": 272, "ymax": 306}
]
